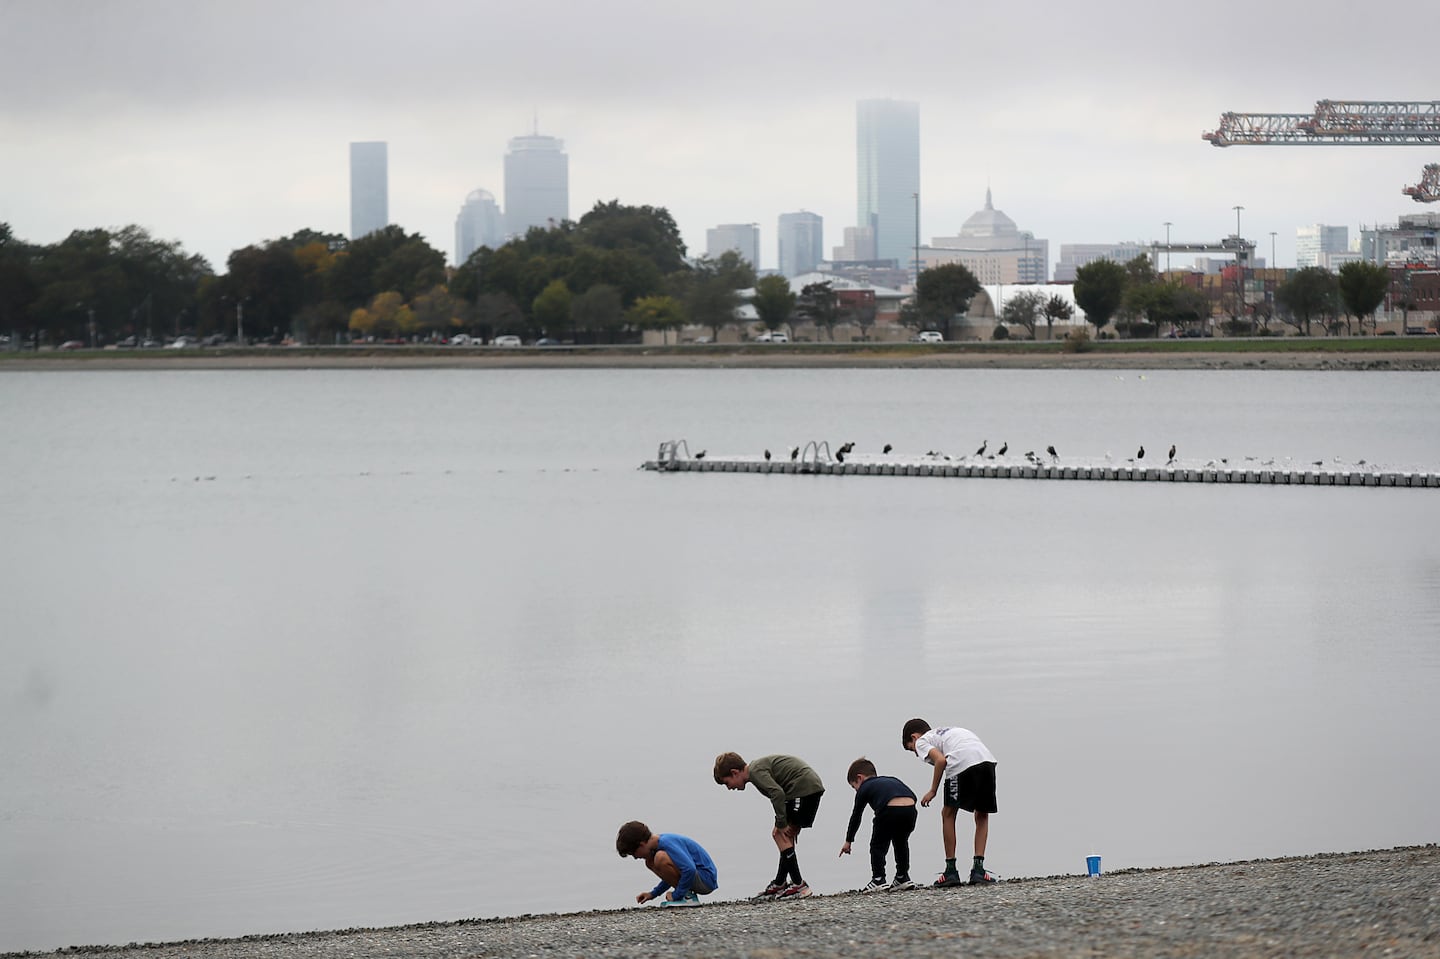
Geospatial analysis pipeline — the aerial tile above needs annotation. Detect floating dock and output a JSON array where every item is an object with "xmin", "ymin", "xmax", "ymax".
[{"xmin": 643, "ymin": 441, "xmax": 1439, "ymax": 488}]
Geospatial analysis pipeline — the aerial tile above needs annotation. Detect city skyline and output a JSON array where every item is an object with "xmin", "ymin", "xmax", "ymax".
[{"xmin": 1, "ymin": 1, "xmax": 1428, "ymax": 275}]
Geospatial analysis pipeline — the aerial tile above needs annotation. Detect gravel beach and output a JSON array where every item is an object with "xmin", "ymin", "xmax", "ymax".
[{"xmin": 11, "ymin": 846, "xmax": 1436, "ymax": 959}]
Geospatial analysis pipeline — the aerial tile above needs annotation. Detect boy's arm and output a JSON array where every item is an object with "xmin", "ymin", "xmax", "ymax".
[
  {"xmin": 921, "ymin": 747, "xmax": 947, "ymax": 805},
  {"xmin": 844, "ymin": 788, "xmax": 867, "ymax": 844},
  {"xmin": 748, "ymin": 766, "xmax": 789, "ymax": 828}
]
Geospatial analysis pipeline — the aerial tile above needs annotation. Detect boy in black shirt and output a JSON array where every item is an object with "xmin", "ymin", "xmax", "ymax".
[{"xmin": 837, "ymin": 757, "xmax": 918, "ymax": 892}]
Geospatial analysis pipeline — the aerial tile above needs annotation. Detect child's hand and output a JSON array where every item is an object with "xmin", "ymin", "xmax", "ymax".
[
  {"xmin": 921, "ymin": 790, "xmax": 936, "ymax": 807},
  {"xmin": 839, "ymin": 842, "xmax": 851, "ymax": 857},
  {"xmin": 636, "ymin": 891, "xmax": 653, "ymax": 904}
]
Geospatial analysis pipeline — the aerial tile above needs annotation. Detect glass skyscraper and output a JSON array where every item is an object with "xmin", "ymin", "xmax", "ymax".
[
  {"xmin": 348, "ymin": 141, "xmax": 389, "ymax": 240},
  {"xmin": 503, "ymin": 134, "xmax": 569, "ymax": 238},
  {"xmin": 855, "ymin": 99, "xmax": 919, "ymax": 271},
  {"xmin": 777, "ymin": 211, "xmax": 824, "ymax": 277}
]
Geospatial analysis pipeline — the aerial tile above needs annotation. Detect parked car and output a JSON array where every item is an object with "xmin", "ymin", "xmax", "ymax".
[
  {"xmin": 167, "ymin": 336, "xmax": 194, "ymax": 349},
  {"xmin": 59, "ymin": 340, "xmax": 85, "ymax": 350},
  {"xmin": 754, "ymin": 331, "xmax": 789, "ymax": 343},
  {"xmin": 912, "ymin": 331, "xmax": 944, "ymax": 343},
  {"xmin": 535, "ymin": 337, "xmax": 560, "ymax": 346},
  {"xmin": 493, "ymin": 335, "xmax": 522, "ymax": 347},
  {"xmin": 449, "ymin": 334, "xmax": 472, "ymax": 345}
]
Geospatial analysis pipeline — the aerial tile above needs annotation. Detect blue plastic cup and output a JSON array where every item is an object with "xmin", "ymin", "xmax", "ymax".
[{"xmin": 1086, "ymin": 854, "xmax": 1101, "ymax": 878}]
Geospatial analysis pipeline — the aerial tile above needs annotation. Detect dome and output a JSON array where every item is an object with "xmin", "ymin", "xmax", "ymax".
[
  {"xmin": 466, "ymin": 188, "xmax": 497, "ymax": 204},
  {"xmin": 960, "ymin": 189, "xmax": 1018, "ymax": 238}
]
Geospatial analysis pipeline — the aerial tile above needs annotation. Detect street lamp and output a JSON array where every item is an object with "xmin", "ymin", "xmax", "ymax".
[
  {"xmin": 1269, "ymin": 231, "xmax": 1277, "ymax": 269},
  {"xmin": 912, "ymin": 192, "xmax": 920, "ymax": 288},
  {"xmin": 1163, "ymin": 221, "xmax": 1172, "ymax": 272},
  {"xmin": 1232, "ymin": 206, "xmax": 1245, "ymax": 319}
]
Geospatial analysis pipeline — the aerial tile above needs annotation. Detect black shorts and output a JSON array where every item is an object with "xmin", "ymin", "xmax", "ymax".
[
  {"xmin": 785, "ymin": 791, "xmax": 823, "ymax": 829},
  {"xmin": 943, "ymin": 762, "xmax": 997, "ymax": 814}
]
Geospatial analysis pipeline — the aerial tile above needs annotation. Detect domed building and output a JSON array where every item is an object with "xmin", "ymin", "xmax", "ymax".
[
  {"xmin": 918, "ymin": 189, "xmax": 1048, "ymax": 284},
  {"xmin": 455, "ymin": 188, "xmax": 505, "ymax": 266}
]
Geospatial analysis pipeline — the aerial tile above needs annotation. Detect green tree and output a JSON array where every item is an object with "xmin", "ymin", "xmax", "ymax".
[
  {"xmin": 796, "ymin": 281, "xmax": 840, "ymax": 340},
  {"xmin": 1276, "ymin": 267, "xmax": 1340, "ymax": 336},
  {"xmin": 1042, "ymin": 294, "xmax": 1074, "ymax": 340},
  {"xmin": 627, "ymin": 294, "xmax": 686, "ymax": 344},
  {"xmin": 913, "ymin": 263, "xmax": 981, "ymax": 339},
  {"xmin": 1337, "ymin": 261, "xmax": 1391, "ymax": 334},
  {"xmin": 751, "ymin": 274, "xmax": 796, "ymax": 332},
  {"xmin": 570, "ymin": 283, "xmax": 625, "ymax": 343},
  {"xmin": 474, "ymin": 292, "xmax": 524, "ymax": 341},
  {"xmin": 532, "ymin": 278, "xmax": 574, "ymax": 339},
  {"xmin": 1073, "ymin": 259, "xmax": 1127, "ymax": 336},
  {"xmin": 682, "ymin": 251, "xmax": 754, "ymax": 342},
  {"xmin": 574, "ymin": 201, "xmax": 688, "ymax": 275},
  {"xmin": 349, "ymin": 291, "xmax": 415, "ymax": 339},
  {"xmin": 999, "ymin": 289, "xmax": 1045, "ymax": 339},
  {"xmin": 0, "ymin": 223, "xmax": 39, "ymax": 341},
  {"xmin": 410, "ymin": 285, "xmax": 466, "ymax": 338}
]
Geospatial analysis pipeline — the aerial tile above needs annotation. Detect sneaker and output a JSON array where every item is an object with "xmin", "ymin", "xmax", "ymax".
[
  {"xmin": 661, "ymin": 892, "xmax": 701, "ymax": 907},
  {"xmin": 859, "ymin": 878, "xmax": 888, "ymax": 894},
  {"xmin": 752, "ymin": 881, "xmax": 787, "ymax": 902},
  {"xmin": 776, "ymin": 882, "xmax": 812, "ymax": 899},
  {"xmin": 933, "ymin": 871, "xmax": 965, "ymax": 888},
  {"xmin": 890, "ymin": 877, "xmax": 916, "ymax": 891},
  {"xmin": 969, "ymin": 869, "xmax": 998, "ymax": 885}
]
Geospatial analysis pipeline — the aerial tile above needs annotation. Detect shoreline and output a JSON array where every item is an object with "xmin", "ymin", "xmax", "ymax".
[
  {"xmin": 5, "ymin": 345, "xmax": 1440, "ymax": 372},
  {"xmin": 7, "ymin": 844, "xmax": 1437, "ymax": 958}
]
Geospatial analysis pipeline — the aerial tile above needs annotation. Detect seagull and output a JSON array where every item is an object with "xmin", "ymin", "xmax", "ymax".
[
  {"xmin": 1168, "ymin": 444, "xmax": 1176, "ymax": 462},
  {"xmin": 1137, "ymin": 445, "xmax": 1145, "ymax": 460},
  {"xmin": 764, "ymin": 449, "xmax": 771, "ymax": 461},
  {"xmin": 695, "ymin": 450, "xmax": 706, "ymax": 460},
  {"xmin": 791, "ymin": 447, "xmax": 799, "ymax": 461},
  {"xmin": 883, "ymin": 443, "xmax": 893, "ymax": 454},
  {"xmin": 975, "ymin": 440, "xmax": 987, "ymax": 456},
  {"xmin": 1046, "ymin": 445, "xmax": 1058, "ymax": 461},
  {"xmin": 997, "ymin": 442, "xmax": 1008, "ymax": 456}
]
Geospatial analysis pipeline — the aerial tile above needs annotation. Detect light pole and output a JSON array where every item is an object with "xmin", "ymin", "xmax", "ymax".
[
  {"xmin": 1232, "ymin": 206, "xmax": 1245, "ymax": 319},
  {"xmin": 912, "ymin": 192, "xmax": 920, "ymax": 289},
  {"xmin": 1163, "ymin": 221, "xmax": 1172, "ymax": 272},
  {"xmin": 1269, "ymin": 231, "xmax": 1277, "ymax": 269}
]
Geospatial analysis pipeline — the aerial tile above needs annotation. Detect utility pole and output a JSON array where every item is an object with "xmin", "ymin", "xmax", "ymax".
[
  {"xmin": 912, "ymin": 192, "xmax": 920, "ymax": 289},
  {"xmin": 1233, "ymin": 206, "xmax": 1245, "ymax": 319},
  {"xmin": 1163, "ymin": 221, "xmax": 1172, "ymax": 272}
]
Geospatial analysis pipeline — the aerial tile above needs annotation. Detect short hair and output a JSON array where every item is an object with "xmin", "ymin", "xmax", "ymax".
[
  {"xmin": 713, "ymin": 752, "xmax": 746, "ymax": 784},
  {"xmin": 901, "ymin": 718, "xmax": 931, "ymax": 747},
  {"xmin": 847, "ymin": 757, "xmax": 877, "ymax": 783},
  {"xmin": 616, "ymin": 820, "xmax": 652, "ymax": 858}
]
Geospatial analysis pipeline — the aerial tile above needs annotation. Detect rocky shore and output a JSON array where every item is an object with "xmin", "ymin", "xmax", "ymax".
[{"xmin": 11, "ymin": 845, "xmax": 1437, "ymax": 959}]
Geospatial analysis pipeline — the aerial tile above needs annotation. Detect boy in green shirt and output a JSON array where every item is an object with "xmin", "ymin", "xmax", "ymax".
[{"xmin": 714, "ymin": 752, "xmax": 825, "ymax": 900}]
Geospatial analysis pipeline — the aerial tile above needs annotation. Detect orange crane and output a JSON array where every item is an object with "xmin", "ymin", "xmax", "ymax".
[{"xmin": 1203, "ymin": 99, "xmax": 1440, "ymax": 202}]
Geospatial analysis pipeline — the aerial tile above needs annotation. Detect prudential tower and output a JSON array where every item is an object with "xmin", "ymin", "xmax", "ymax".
[{"xmin": 855, "ymin": 99, "xmax": 919, "ymax": 271}]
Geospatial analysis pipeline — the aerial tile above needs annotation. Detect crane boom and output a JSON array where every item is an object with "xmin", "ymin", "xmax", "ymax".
[
  {"xmin": 1403, "ymin": 163, "xmax": 1440, "ymax": 203},
  {"xmin": 1204, "ymin": 100, "xmax": 1440, "ymax": 146}
]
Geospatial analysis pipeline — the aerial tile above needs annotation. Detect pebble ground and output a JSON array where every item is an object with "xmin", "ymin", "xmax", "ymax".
[{"xmin": 9, "ymin": 846, "xmax": 1437, "ymax": 959}]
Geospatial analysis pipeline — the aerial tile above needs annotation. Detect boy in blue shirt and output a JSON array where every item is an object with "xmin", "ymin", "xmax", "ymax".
[
  {"xmin": 837, "ymin": 757, "xmax": 918, "ymax": 892},
  {"xmin": 616, "ymin": 820, "xmax": 719, "ymax": 907}
]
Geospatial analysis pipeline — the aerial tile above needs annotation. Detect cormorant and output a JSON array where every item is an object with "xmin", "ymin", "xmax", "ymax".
[
  {"xmin": 1046, "ymin": 445, "xmax": 1058, "ymax": 461},
  {"xmin": 1168, "ymin": 444, "xmax": 1176, "ymax": 462},
  {"xmin": 975, "ymin": 440, "xmax": 987, "ymax": 456},
  {"xmin": 764, "ymin": 449, "xmax": 772, "ymax": 461},
  {"xmin": 791, "ymin": 447, "xmax": 799, "ymax": 461},
  {"xmin": 836, "ymin": 449, "xmax": 846, "ymax": 464},
  {"xmin": 695, "ymin": 450, "xmax": 706, "ymax": 460},
  {"xmin": 1137, "ymin": 445, "xmax": 1145, "ymax": 460},
  {"xmin": 997, "ymin": 442, "xmax": 1008, "ymax": 456},
  {"xmin": 883, "ymin": 444, "xmax": 893, "ymax": 454}
]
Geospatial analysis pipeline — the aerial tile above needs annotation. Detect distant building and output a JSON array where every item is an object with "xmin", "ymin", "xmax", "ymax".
[
  {"xmin": 1055, "ymin": 242, "xmax": 1149, "ymax": 282},
  {"xmin": 777, "ymin": 212, "xmax": 824, "ymax": 277},
  {"xmin": 504, "ymin": 133, "xmax": 568, "ymax": 238},
  {"xmin": 1361, "ymin": 213, "xmax": 1440, "ymax": 268},
  {"xmin": 919, "ymin": 190, "xmax": 1048, "ymax": 285},
  {"xmin": 1296, "ymin": 224, "xmax": 1349, "ymax": 269},
  {"xmin": 706, "ymin": 223, "xmax": 761, "ymax": 270},
  {"xmin": 832, "ymin": 225, "xmax": 878, "ymax": 263},
  {"xmin": 856, "ymin": 99, "xmax": 920, "ymax": 272},
  {"xmin": 455, "ymin": 189, "xmax": 505, "ymax": 266},
  {"xmin": 349, "ymin": 141, "xmax": 389, "ymax": 240}
]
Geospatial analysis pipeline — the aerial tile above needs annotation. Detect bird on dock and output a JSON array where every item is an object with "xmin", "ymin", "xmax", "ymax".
[
  {"xmin": 764, "ymin": 449, "xmax": 772, "ymax": 461},
  {"xmin": 1167, "ymin": 444, "xmax": 1176, "ymax": 463},
  {"xmin": 791, "ymin": 447, "xmax": 799, "ymax": 461},
  {"xmin": 997, "ymin": 442, "xmax": 1008, "ymax": 456},
  {"xmin": 1025, "ymin": 451, "xmax": 1038, "ymax": 463},
  {"xmin": 695, "ymin": 450, "xmax": 707, "ymax": 460},
  {"xmin": 975, "ymin": 440, "xmax": 987, "ymax": 456},
  {"xmin": 883, "ymin": 443, "xmax": 893, "ymax": 454},
  {"xmin": 1137, "ymin": 445, "xmax": 1145, "ymax": 460},
  {"xmin": 1046, "ymin": 445, "xmax": 1058, "ymax": 461},
  {"xmin": 1312, "ymin": 460, "xmax": 1324, "ymax": 466},
  {"xmin": 839, "ymin": 441, "xmax": 855, "ymax": 454},
  {"xmin": 836, "ymin": 449, "xmax": 846, "ymax": 464}
]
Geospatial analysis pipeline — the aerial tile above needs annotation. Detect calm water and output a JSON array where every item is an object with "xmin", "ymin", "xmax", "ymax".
[{"xmin": 2, "ymin": 367, "xmax": 1439, "ymax": 952}]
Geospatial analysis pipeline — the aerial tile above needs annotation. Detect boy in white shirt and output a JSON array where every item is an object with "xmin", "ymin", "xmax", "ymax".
[{"xmin": 901, "ymin": 718, "xmax": 998, "ymax": 886}]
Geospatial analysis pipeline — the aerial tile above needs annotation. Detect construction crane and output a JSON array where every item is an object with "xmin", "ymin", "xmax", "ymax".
[{"xmin": 1203, "ymin": 99, "xmax": 1440, "ymax": 202}]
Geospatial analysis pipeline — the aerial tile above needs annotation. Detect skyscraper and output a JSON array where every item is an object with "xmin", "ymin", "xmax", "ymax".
[
  {"xmin": 777, "ymin": 212, "xmax": 824, "ymax": 277},
  {"xmin": 349, "ymin": 141, "xmax": 388, "ymax": 240},
  {"xmin": 455, "ymin": 189, "xmax": 505, "ymax": 265},
  {"xmin": 503, "ymin": 133, "xmax": 568, "ymax": 238},
  {"xmin": 1296, "ymin": 224, "xmax": 1349, "ymax": 269},
  {"xmin": 706, "ymin": 223, "xmax": 761, "ymax": 271},
  {"xmin": 856, "ymin": 99, "xmax": 919, "ymax": 270}
]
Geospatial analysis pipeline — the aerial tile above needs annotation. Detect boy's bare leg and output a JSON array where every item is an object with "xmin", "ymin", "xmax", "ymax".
[
  {"xmin": 940, "ymin": 806, "xmax": 958, "ymax": 859},
  {"xmin": 973, "ymin": 811, "xmax": 989, "ymax": 858},
  {"xmin": 772, "ymin": 826, "xmax": 796, "ymax": 853}
]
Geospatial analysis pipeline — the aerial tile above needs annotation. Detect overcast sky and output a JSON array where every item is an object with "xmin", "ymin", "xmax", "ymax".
[{"xmin": 1, "ymin": 0, "xmax": 1432, "ymax": 273}]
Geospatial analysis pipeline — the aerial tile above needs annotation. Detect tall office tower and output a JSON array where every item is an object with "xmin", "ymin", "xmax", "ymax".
[
  {"xmin": 349, "ymin": 141, "xmax": 389, "ymax": 240},
  {"xmin": 503, "ymin": 133, "xmax": 569, "ymax": 237},
  {"xmin": 777, "ymin": 211, "xmax": 824, "ymax": 277},
  {"xmin": 856, "ymin": 99, "xmax": 920, "ymax": 270},
  {"xmin": 1296, "ymin": 224, "xmax": 1349, "ymax": 269},
  {"xmin": 706, "ymin": 223, "xmax": 761, "ymax": 271},
  {"xmin": 455, "ymin": 189, "xmax": 505, "ymax": 265}
]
